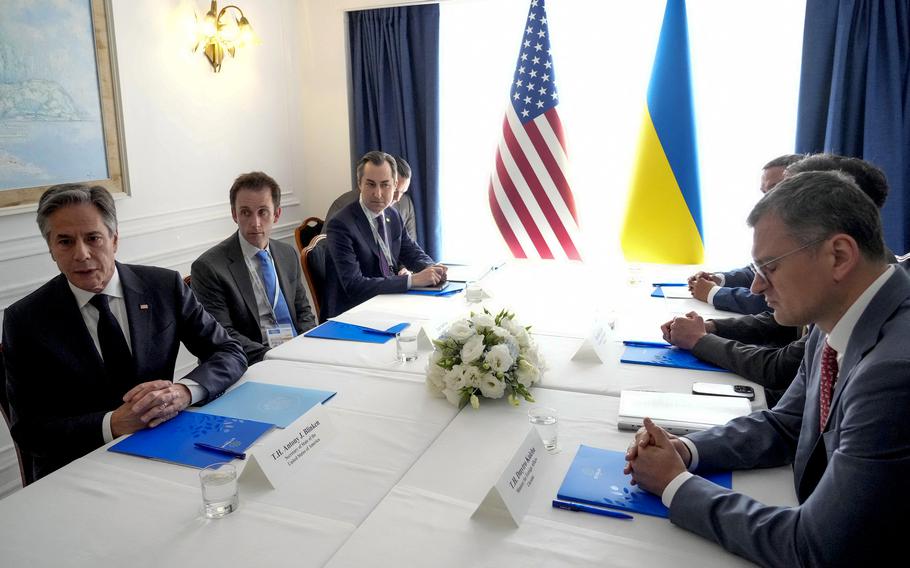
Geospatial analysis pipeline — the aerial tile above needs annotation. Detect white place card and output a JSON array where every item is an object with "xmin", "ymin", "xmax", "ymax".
[
  {"xmin": 472, "ymin": 427, "xmax": 549, "ymax": 526},
  {"xmin": 417, "ymin": 318, "xmax": 449, "ymax": 351},
  {"xmin": 240, "ymin": 404, "xmax": 334, "ymax": 489},
  {"xmin": 571, "ymin": 315, "xmax": 615, "ymax": 363}
]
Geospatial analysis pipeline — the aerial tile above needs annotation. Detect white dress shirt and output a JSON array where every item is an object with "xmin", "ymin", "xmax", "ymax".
[{"xmin": 237, "ymin": 233, "xmax": 283, "ymax": 335}]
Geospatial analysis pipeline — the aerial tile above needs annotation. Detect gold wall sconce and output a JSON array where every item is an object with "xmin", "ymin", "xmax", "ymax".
[{"xmin": 193, "ymin": 1, "xmax": 258, "ymax": 72}]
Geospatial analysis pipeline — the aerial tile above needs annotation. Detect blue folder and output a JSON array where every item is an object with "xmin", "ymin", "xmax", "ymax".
[
  {"xmin": 200, "ymin": 382, "xmax": 336, "ymax": 428},
  {"xmin": 557, "ymin": 445, "xmax": 732, "ymax": 518},
  {"xmin": 621, "ymin": 342, "xmax": 726, "ymax": 372},
  {"xmin": 650, "ymin": 283, "xmax": 686, "ymax": 298},
  {"xmin": 108, "ymin": 412, "xmax": 274, "ymax": 468},
  {"xmin": 304, "ymin": 320, "xmax": 409, "ymax": 343},
  {"xmin": 406, "ymin": 282, "xmax": 465, "ymax": 296}
]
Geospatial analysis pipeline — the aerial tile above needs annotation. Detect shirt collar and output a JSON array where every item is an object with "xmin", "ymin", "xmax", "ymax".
[
  {"xmin": 68, "ymin": 266, "xmax": 124, "ymax": 309},
  {"xmin": 359, "ymin": 197, "xmax": 385, "ymax": 222},
  {"xmin": 237, "ymin": 231, "xmax": 270, "ymax": 259},
  {"xmin": 827, "ymin": 264, "xmax": 895, "ymax": 355}
]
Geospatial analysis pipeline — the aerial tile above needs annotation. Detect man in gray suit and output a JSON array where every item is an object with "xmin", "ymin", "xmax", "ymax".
[
  {"xmin": 626, "ymin": 170, "xmax": 910, "ymax": 566},
  {"xmin": 192, "ymin": 172, "xmax": 316, "ymax": 364}
]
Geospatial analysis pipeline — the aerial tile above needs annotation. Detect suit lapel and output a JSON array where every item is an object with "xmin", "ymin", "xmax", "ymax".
[
  {"xmin": 51, "ymin": 275, "xmax": 105, "ymax": 373},
  {"xmin": 118, "ymin": 262, "xmax": 151, "ymax": 373},
  {"xmin": 353, "ymin": 206, "xmax": 388, "ymax": 272},
  {"xmin": 226, "ymin": 234, "xmax": 260, "ymax": 325}
]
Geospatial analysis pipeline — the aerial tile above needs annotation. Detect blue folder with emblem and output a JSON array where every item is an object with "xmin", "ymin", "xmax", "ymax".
[
  {"xmin": 621, "ymin": 341, "xmax": 726, "ymax": 372},
  {"xmin": 406, "ymin": 282, "xmax": 465, "ymax": 296},
  {"xmin": 304, "ymin": 320, "xmax": 409, "ymax": 343},
  {"xmin": 108, "ymin": 411, "xmax": 274, "ymax": 468},
  {"xmin": 557, "ymin": 444, "xmax": 732, "ymax": 518},
  {"xmin": 200, "ymin": 382, "xmax": 336, "ymax": 428},
  {"xmin": 651, "ymin": 283, "xmax": 687, "ymax": 298}
]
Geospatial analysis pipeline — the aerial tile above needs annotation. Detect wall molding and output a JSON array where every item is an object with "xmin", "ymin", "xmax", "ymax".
[{"xmin": 0, "ymin": 192, "xmax": 301, "ymax": 264}]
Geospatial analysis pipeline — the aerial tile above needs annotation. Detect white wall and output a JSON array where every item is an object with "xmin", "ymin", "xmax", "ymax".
[{"xmin": 0, "ymin": 0, "xmax": 308, "ymax": 498}]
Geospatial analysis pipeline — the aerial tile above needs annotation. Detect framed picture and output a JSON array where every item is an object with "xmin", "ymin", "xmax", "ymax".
[{"xmin": 0, "ymin": 0, "xmax": 128, "ymax": 208}]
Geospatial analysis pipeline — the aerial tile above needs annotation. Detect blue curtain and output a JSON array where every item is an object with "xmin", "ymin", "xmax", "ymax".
[
  {"xmin": 795, "ymin": 0, "xmax": 910, "ymax": 254},
  {"xmin": 348, "ymin": 5, "xmax": 441, "ymax": 259}
]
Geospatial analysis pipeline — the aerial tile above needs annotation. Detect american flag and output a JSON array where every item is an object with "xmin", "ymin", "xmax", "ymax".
[{"xmin": 488, "ymin": 0, "xmax": 581, "ymax": 260}]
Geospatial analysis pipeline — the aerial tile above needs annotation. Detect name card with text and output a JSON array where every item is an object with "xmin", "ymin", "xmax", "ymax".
[
  {"xmin": 472, "ymin": 427, "xmax": 549, "ymax": 526},
  {"xmin": 571, "ymin": 314, "xmax": 615, "ymax": 363},
  {"xmin": 240, "ymin": 404, "xmax": 333, "ymax": 489}
]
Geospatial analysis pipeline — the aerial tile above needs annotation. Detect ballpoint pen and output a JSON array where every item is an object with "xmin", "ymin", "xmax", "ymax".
[
  {"xmin": 651, "ymin": 282, "xmax": 687, "ymax": 287},
  {"xmin": 361, "ymin": 327, "xmax": 400, "ymax": 337},
  {"xmin": 622, "ymin": 340, "xmax": 672, "ymax": 348},
  {"xmin": 194, "ymin": 442, "xmax": 247, "ymax": 460},
  {"xmin": 552, "ymin": 499, "xmax": 633, "ymax": 520}
]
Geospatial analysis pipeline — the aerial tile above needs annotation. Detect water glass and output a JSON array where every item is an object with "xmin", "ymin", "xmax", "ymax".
[
  {"xmin": 200, "ymin": 462, "xmax": 238, "ymax": 518},
  {"xmin": 465, "ymin": 281, "xmax": 484, "ymax": 303},
  {"xmin": 396, "ymin": 330, "xmax": 419, "ymax": 362},
  {"xmin": 528, "ymin": 406, "xmax": 559, "ymax": 452}
]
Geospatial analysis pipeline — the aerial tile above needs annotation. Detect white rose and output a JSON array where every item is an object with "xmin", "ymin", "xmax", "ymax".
[
  {"xmin": 447, "ymin": 320, "xmax": 474, "ymax": 342},
  {"xmin": 499, "ymin": 316, "xmax": 520, "ymax": 335},
  {"xmin": 429, "ymin": 349, "xmax": 444, "ymax": 366},
  {"xmin": 490, "ymin": 326, "xmax": 511, "ymax": 342},
  {"xmin": 484, "ymin": 344, "xmax": 514, "ymax": 374},
  {"xmin": 471, "ymin": 313, "xmax": 496, "ymax": 329},
  {"xmin": 462, "ymin": 364, "xmax": 483, "ymax": 388},
  {"xmin": 478, "ymin": 373, "xmax": 506, "ymax": 398},
  {"xmin": 515, "ymin": 358, "xmax": 539, "ymax": 387},
  {"xmin": 514, "ymin": 326, "xmax": 531, "ymax": 348},
  {"xmin": 442, "ymin": 387, "xmax": 464, "ymax": 406},
  {"xmin": 443, "ymin": 364, "xmax": 467, "ymax": 391},
  {"xmin": 460, "ymin": 334, "xmax": 485, "ymax": 363}
]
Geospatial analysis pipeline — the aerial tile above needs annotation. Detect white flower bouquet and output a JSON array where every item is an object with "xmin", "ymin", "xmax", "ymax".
[{"xmin": 426, "ymin": 308, "xmax": 545, "ymax": 408}]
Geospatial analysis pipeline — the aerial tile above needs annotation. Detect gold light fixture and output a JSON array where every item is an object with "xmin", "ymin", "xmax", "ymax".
[{"xmin": 193, "ymin": 1, "xmax": 258, "ymax": 72}]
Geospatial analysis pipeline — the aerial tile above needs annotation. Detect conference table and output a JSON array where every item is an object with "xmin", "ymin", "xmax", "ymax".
[{"xmin": 0, "ymin": 260, "xmax": 794, "ymax": 567}]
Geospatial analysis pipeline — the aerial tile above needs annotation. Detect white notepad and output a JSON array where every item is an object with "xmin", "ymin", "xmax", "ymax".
[{"xmin": 617, "ymin": 390, "xmax": 751, "ymax": 435}]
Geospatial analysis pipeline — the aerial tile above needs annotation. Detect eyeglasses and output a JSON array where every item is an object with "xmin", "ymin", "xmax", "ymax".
[{"xmin": 750, "ymin": 237, "xmax": 826, "ymax": 283}]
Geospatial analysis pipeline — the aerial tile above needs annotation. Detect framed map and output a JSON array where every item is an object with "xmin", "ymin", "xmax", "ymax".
[{"xmin": 0, "ymin": 0, "xmax": 128, "ymax": 208}]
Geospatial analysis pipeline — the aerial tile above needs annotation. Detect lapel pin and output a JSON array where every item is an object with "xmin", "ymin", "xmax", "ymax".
[{"xmin": 139, "ymin": 304, "xmax": 149, "ymax": 310}]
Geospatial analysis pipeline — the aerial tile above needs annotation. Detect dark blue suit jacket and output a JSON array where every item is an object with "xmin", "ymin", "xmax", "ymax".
[
  {"xmin": 324, "ymin": 201, "xmax": 433, "ymax": 318},
  {"xmin": 712, "ymin": 265, "xmax": 770, "ymax": 314},
  {"xmin": 2, "ymin": 263, "xmax": 247, "ymax": 479}
]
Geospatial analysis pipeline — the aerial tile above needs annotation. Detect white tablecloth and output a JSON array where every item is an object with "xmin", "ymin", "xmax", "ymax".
[
  {"xmin": 327, "ymin": 388, "xmax": 796, "ymax": 567},
  {"xmin": 0, "ymin": 360, "xmax": 461, "ymax": 566}
]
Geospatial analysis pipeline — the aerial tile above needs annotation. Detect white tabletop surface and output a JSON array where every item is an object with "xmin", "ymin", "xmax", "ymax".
[{"xmin": 327, "ymin": 388, "xmax": 797, "ymax": 567}]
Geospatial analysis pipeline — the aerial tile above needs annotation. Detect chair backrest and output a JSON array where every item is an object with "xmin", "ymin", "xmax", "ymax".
[
  {"xmin": 0, "ymin": 343, "xmax": 35, "ymax": 487},
  {"xmin": 295, "ymin": 217, "xmax": 325, "ymax": 253},
  {"xmin": 183, "ymin": 274, "xmax": 192, "ymax": 288},
  {"xmin": 301, "ymin": 234, "xmax": 329, "ymax": 322}
]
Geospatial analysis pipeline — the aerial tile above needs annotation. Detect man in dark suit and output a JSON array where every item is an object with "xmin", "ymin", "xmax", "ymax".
[
  {"xmin": 2, "ymin": 184, "xmax": 246, "ymax": 480},
  {"xmin": 626, "ymin": 171, "xmax": 910, "ymax": 566},
  {"xmin": 688, "ymin": 153, "xmax": 804, "ymax": 315},
  {"xmin": 324, "ymin": 155, "xmax": 418, "ymax": 242},
  {"xmin": 323, "ymin": 151, "xmax": 445, "ymax": 319},
  {"xmin": 663, "ymin": 155, "xmax": 892, "ymax": 404},
  {"xmin": 191, "ymin": 172, "xmax": 316, "ymax": 364}
]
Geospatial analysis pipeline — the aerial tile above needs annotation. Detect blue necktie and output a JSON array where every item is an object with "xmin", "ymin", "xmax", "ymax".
[
  {"xmin": 375, "ymin": 214, "xmax": 392, "ymax": 277},
  {"xmin": 255, "ymin": 250, "xmax": 297, "ymax": 336}
]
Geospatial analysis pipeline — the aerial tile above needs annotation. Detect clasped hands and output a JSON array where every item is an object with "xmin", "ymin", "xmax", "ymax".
[
  {"xmin": 111, "ymin": 380, "xmax": 191, "ymax": 437},
  {"xmin": 660, "ymin": 311, "xmax": 716, "ymax": 350},
  {"xmin": 687, "ymin": 270, "xmax": 721, "ymax": 302},
  {"xmin": 623, "ymin": 418, "xmax": 691, "ymax": 496}
]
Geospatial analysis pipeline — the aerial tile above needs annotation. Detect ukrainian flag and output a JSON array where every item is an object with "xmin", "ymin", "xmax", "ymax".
[{"xmin": 621, "ymin": 0, "xmax": 703, "ymax": 264}]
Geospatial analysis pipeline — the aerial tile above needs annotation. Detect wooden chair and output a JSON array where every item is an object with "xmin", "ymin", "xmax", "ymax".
[
  {"xmin": 301, "ymin": 234, "xmax": 329, "ymax": 322},
  {"xmin": 182, "ymin": 274, "xmax": 192, "ymax": 288},
  {"xmin": 294, "ymin": 217, "xmax": 324, "ymax": 253},
  {"xmin": 0, "ymin": 343, "xmax": 35, "ymax": 487}
]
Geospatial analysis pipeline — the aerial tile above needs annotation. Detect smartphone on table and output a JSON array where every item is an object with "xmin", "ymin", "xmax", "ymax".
[{"xmin": 692, "ymin": 382, "xmax": 755, "ymax": 401}]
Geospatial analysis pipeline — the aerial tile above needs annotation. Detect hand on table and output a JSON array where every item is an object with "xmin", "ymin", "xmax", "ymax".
[
  {"xmin": 660, "ymin": 311, "xmax": 708, "ymax": 350},
  {"xmin": 687, "ymin": 271, "xmax": 721, "ymax": 288},
  {"xmin": 111, "ymin": 380, "xmax": 191, "ymax": 437},
  {"xmin": 412, "ymin": 265, "xmax": 447, "ymax": 287},
  {"xmin": 623, "ymin": 418, "xmax": 690, "ymax": 495},
  {"xmin": 397, "ymin": 267, "xmax": 412, "ymax": 276},
  {"xmin": 689, "ymin": 276, "xmax": 717, "ymax": 302}
]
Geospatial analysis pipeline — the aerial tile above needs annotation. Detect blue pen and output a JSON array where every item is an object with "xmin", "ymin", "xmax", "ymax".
[
  {"xmin": 361, "ymin": 328, "xmax": 400, "ymax": 337},
  {"xmin": 651, "ymin": 282, "xmax": 687, "ymax": 287},
  {"xmin": 623, "ymin": 340, "xmax": 672, "ymax": 348},
  {"xmin": 194, "ymin": 442, "xmax": 246, "ymax": 460},
  {"xmin": 552, "ymin": 499, "xmax": 633, "ymax": 520}
]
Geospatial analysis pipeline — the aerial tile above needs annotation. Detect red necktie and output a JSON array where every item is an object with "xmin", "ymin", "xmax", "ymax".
[{"xmin": 819, "ymin": 342, "xmax": 838, "ymax": 429}]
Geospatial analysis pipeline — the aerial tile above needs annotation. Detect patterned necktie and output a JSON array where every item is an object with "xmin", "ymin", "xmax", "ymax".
[
  {"xmin": 375, "ymin": 214, "xmax": 392, "ymax": 277},
  {"xmin": 819, "ymin": 342, "xmax": 838, "ymax": 429},
  {"xmin": 89, "ymin": 294, "xmax": 135, "ymax": 382},
  {"xmin": 255, "ymin": 249, "xmax": 297, "ymax": 335}
]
